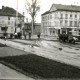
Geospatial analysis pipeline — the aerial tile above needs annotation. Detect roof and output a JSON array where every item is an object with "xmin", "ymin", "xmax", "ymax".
[
  {"xmin": 42, "ymin": 3, "xmax": 80, "ymax": 15},
  {"xmin": 42, "ymin": 11, "xmax": 50, "ymax": 15},
  {"xmin": 53, "ymin": 3, "xmax": 80, "ymax": 12},
  {"xmin": 0, "ymin": 6, "xmax": 24, "ymax": 17}
]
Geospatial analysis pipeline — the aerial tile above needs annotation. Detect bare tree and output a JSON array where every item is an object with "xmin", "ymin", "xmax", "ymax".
[{"xmin": 25, "ymin": 0, "xmax": 40, "ymax": 35}]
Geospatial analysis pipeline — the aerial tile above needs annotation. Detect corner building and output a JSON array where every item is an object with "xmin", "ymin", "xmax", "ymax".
[
  {"xmin": 0, "ymin": 6, "xmax": 24, "ymax": 38},
  {"xmin": 41, "ymin": 3, "xmax": 80, "ymax": 36}
]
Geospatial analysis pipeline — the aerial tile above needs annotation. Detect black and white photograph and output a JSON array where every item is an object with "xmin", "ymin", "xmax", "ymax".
[{"xmin": 0, "ymin": 0, "xmax": 80, "ymax": 80}]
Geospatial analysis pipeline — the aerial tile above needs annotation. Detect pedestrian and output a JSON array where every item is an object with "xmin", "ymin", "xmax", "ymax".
[
  {"xmin": 29, "ymin": 32, "xmax": 31, "ymax": 39},
  {"xmin": 37, "ymin": 33, "xmax": 40, "ymax": 39},
  {"xmin": 24, "ymin": 34, "xmax": 26, "ymax": 40}
]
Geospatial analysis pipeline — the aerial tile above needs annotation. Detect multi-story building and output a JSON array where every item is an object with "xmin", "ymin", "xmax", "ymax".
[
  {"xmin": 41, "ymin": 3, "xmax": 80, "ymax": 36},
  {"xmin": 0, "ymin": 6, "xmax": 24, "ymax": 38}
]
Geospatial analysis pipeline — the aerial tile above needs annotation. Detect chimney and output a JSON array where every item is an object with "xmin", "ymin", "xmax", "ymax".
[{"xmin": 2, "ymin": 6, "xmax": 5, "ymax": 9}]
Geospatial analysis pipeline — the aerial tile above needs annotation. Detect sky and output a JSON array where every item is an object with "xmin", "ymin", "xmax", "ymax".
[{"xmin": 0, "ymin": 0, "xmax": 80, "ymax": 23}]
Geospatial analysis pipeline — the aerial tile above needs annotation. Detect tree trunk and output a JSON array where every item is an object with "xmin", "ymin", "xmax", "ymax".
[{"xmin": 31, "ymin": 17, "xmax": 34, "ymax": 36}]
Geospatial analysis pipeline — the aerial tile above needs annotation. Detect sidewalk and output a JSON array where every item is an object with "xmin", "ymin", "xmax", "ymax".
[
  {"xmin": 0, "ymin": 63, "xmax": 34, "ymax": 80},
  {"xmin": 21, "ymin": 35, "xmax": 59, "ymax": 41},
  {"xmin": 0, "ymin": 40, "xmax": 35, "ymax": 79}
]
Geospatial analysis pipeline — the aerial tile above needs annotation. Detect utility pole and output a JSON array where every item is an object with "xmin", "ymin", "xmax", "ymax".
[
  {"xmin": 14, "ymin": 0, "xmax": 18, "ymax": 38},
  {"xmin": 15, "ymin": 0, "xmax": 18, "ymax": 33},
  {"xmin": 31, "ymin": 18, "xmax": 34, "ymax": 36}
]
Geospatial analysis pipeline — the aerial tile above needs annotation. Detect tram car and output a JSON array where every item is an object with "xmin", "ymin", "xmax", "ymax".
[{"xmin": 58, "ymin": 28, "xmax": 80, "ymax": 43}]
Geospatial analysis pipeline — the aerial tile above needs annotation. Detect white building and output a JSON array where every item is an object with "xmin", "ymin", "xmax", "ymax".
[
  {"xmin": 0, "ymin": 6, "xmax": 24, "ymax": 38},
  {"xmin": 41, "ymin": 3, "xmax": 80, "ymax": 36}
]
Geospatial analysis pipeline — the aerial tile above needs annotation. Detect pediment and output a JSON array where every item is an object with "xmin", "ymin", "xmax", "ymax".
[{"xmin": 50, "ymin": 4, "xmax": 57, "ymax": 12}]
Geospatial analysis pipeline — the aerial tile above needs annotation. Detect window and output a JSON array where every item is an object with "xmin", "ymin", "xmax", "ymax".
[
  {"xmin": 11, "ymin": 21, "xmax": 13, "ymax": 25},
  {"xmin": 2, "ymin": 20, "xmax": 4, "ymax": 24},
  {"xmin": 50, "ymin": 22, "xmax": 51, "ymax": 26},
  {"xmin": 79, "ymin": 15, "xmax": 80, "ymax": 19},
  {"xmin": 70, "ymin": 14, "xmax": 72, "ymax": 18},
  {"xmin": 46, "ymin": 16, "xmax": 47, "ymax": 20},
  {"xmin": 60, "ymin": 20, "xmax": 63, "ymax": 26},
  {"xmin": 74, "ymin": 21, "xmax": 77, "ymax": 26},
  {"xmin": 46, "ymin": 22, "xmax": 47, "ymax": 26},
  {"xmin": 1, "ymin": 27, "xmax": 8, "ymax": 31},
  {"xmin": 65, "ymin": 20, "xmax": 68, "ymax": 23},
  {"xmin": 79, "ymin": 21, "xmax": 80, "ymax": 26},
  {"xmin": 60, "ymin": 14, "xmax": 63, "ymax": 19},
  {"xmin": 65, "ymin": 14, "xmax": 68, "ymax": 19},
  {"xmin": 8, "ymin": 17, "xmax": 10, "ymax": 20},
  {"xmin": 8, "ymin": 21, "xmax": 10, "ymax": 25},
  {"xmin": 55, "ymin": 13, "xmax": 58, "ymax": 18},
  {"xmin": 11, "ymin": 27, "xmax": 13, "ymax": 32},
  {"xmin": 70, "ymin": 21, "xmax": 73, "ymax": 26},
  {"xmin": 42, "ymin": 17, "xmax": 44, "ymax": 21},
  {"xmin": 48, "ymin": 15, "xmax": 49, "ymax": 20},
  {"xmin": 75, "ymin": 15, "xmax": 77, "ymax": 18},
  {"xmin": 65, "ymin": 20, "xmax": 68, "ymax": 26},
  {"xmin": 50, "ymin": 15, "xmax": 52, "ymax": 19},
  {"xmin": 60, "ymin": 20, "xmax": 63, "ymax": 23}
]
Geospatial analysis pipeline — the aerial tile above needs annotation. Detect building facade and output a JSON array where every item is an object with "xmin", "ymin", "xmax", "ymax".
[
  {"xmin": 0, "ymin": 6, "xmax": 24, "ymax": 38},
  {"xmin": 23, "ymin": 23, "xmax": 41, "ymax": 35},
  {"xmin": 41, "ymin": 4, "xmax": 80, "ymax": 36}
]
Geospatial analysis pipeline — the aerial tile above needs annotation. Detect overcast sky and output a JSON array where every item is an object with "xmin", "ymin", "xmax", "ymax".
[{"xmin": 0, "ymin": 0, "xmax": 80, "ymax": 22}]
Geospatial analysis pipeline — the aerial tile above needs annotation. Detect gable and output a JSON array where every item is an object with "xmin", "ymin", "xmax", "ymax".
[{"xmin": 50, "ymin": 4, "xmax": 57, "ymax": 12}]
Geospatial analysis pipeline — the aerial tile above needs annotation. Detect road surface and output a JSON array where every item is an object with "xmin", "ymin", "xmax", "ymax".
[{"xmin": 0, "ymin": 39, "xmax": 80, "ymax": 68}]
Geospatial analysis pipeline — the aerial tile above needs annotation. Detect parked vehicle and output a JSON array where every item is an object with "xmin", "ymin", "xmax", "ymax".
[{"xmin": 58, "ymin": 28, "xmax": 80, "ymax": 44}]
